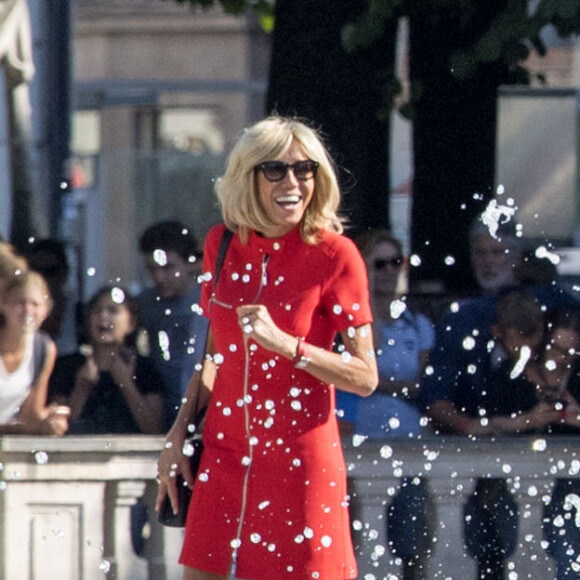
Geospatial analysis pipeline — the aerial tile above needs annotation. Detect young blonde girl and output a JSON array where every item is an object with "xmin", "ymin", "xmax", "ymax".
[{"xmin": 0, "ymin": 271, "xmax": 69, "ymax": 434}]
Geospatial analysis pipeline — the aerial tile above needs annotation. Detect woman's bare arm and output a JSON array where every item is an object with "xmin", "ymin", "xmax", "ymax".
[{"xmin": 236, "ymin": 304, "xmax": 378, "ymax": 397}]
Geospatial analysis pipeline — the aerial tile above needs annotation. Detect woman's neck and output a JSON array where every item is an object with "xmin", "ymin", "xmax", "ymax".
[
  {"xmin": 372, "ymin": 293, "xmax": 397, "ymax": 322},
  {"xmin": 0, "ymin": 327, "xmax": 29, "ymax": 353}
]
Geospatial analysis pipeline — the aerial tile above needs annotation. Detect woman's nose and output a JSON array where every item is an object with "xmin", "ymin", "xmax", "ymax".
[{"xmin": 283, "ymin": 168, "xmax": 300, "ymax": 185}]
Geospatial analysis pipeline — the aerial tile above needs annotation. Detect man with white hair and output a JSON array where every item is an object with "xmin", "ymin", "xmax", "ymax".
[
  {"xmin": 419, "ymin": 206, "xmax": 576, "ymax": 579},
  {"xmin": 469, "ymin": 207, "xmax": 520, "ymax": 294},
  {"xmin": 420, "ymin": 210, "xmax": 524, "ymax": 435}
]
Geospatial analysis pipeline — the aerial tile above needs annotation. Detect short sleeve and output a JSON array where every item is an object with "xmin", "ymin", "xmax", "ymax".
[
  {"xmin": 320, "ymin": 235, "xmax": 372, "ymax": 332},
  {"xmin": 416, "ymin": 313, "xmax": 435, "ymax": 352}
]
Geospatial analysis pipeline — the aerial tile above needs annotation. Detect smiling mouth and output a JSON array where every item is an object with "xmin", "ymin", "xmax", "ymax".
[{"xmin": 276, "ymin": 195, "xmax": 301, "ymax": 206}]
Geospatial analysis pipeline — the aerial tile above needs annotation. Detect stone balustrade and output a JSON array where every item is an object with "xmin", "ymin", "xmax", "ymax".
[
  {"xmin": 0, "ymin": 435, "xmax": 577, "ymax": 579},
  {"xmin": 345, "ymin": 435, "xmax": 580, "ymax": 579}
]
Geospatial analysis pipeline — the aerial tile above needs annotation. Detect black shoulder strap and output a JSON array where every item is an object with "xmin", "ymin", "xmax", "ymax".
[
  {"xmin": 213, "ymin": 228, "xmax": 233, "ymax": 289},
  {"xmin": 194, "ymin": 228, "xmax": 233, "ymax": 421},
  {"xmin": 32, "ymin": 332, "xmax": 49, "ymax": 383}
]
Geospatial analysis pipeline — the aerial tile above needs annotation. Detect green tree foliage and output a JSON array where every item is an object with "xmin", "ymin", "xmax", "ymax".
[{"xmin": 344, "ymin": 0, "xmax": 580, "ymax": 98}]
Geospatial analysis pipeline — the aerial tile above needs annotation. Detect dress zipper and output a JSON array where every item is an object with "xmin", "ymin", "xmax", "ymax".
[{"xmin": 230, "ymin": 253, "xmax": 270, "ymax": 574}]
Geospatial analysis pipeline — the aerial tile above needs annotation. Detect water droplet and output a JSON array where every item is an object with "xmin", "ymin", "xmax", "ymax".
[
  {"xmin": 388, "ymin": 417, "xmax": 400, "ymax": 429},
  {"xmin": 153, "ymin": 249, "xmax": 167, "ymax": 266},
  {"xmin": 380, "ymin": 445, "xmax": 393, "ymax": 459},
  {"xmin": 390, "ymin": 299, "xmax": 406, "ymax": 319},
  {"xmin": 33, "ymin": 451, "xmax": 49, "ymax": 465},
  {"xmin": 409, "ymin": 254, "xmax": 421, "ymax": 267},
  {"xmin": 532, "ymin": 439, "xmax": 547, "ymax": 452},
  {"xmin": 110, "ymin": 287, "xmax": 125, "ymax": 304}
]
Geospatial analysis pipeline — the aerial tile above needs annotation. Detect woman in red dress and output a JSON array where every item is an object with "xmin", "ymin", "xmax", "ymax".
[{"xmin": 156, "ymin": 116, "xmax": 378, "ymax": 580}]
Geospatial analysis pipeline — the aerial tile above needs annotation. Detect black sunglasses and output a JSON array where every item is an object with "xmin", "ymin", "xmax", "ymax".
[
  {"xmin": 255, "ymin": 160, "xmax": 319, "ymax": 182},
  {"xmin": 373, "ymin": 257, "xmax": 403, "ymax": 270}
]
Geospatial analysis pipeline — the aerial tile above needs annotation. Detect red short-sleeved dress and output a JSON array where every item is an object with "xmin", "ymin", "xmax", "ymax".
[{"xmin": 180, "ymin": 224, "xmax": 372, "ymax": 579}]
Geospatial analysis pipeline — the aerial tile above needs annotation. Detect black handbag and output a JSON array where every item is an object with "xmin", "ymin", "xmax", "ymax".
[
  {"xmin": 157, "ymin": 228, "xmax": 232, "ymax": 528},
  {"xmin": 157, "ymin": 433, "xmax": 204, "ymax": 527}
]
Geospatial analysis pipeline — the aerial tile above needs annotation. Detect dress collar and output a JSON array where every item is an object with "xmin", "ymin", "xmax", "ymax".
[{"xmin": 247, "ymin": 226, "xmax": 302, "ymax": 254}]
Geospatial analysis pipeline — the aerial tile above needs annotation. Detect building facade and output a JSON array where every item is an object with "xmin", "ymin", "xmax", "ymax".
[{"xmin": 69, "ymin": 0, "xmax": 271, "ymax": 298}]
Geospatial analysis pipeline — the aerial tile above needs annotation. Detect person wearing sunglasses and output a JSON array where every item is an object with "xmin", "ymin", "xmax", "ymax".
[
  {"xmin": 341, "ymin": 229, "xmax": 434, "ymax": 439},
  {"xmin": 156, "ymin": 116, "xmax": 378, "ymax": 580},
  {"xmin": 335, "ymin": 229, "xmax": 435, "ymax": 578}
]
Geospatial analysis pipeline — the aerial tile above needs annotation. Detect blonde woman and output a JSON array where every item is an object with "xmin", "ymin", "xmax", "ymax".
[
  {"xmin": 0, "ymin": 271, "xmax": 69, "ymax": 434},
  {"xmin": 156, "ymin": 116, "xmax": 378, "ymax": 580}
]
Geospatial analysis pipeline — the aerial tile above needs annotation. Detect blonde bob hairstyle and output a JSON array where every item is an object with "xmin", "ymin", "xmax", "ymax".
[
  {"xmin": 215, "ymin": 116, "xmax": 344, "ymax": 244},
  {"xmin": 2, "ymin": 270, "xmax": 53, "ymax": 313}
]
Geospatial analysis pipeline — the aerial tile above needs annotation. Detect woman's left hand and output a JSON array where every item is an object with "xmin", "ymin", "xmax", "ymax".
[
  {"xmin": 110, "ymin": 346, "xmax": 137, "ymax": 388},
  {"xmin": 236, "ymin": 304, "xmax": 289, "ymax": 354}
]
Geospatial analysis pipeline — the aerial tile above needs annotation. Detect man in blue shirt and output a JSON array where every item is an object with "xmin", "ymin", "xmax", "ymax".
[{"xmin": 138, "ymin": 220, "xmax": 208, "ymax": 429}]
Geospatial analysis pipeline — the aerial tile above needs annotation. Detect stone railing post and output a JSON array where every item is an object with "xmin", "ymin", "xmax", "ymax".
[{"xmin": 103, "ymin": 480, "xmax": 148, "ymax": 580}]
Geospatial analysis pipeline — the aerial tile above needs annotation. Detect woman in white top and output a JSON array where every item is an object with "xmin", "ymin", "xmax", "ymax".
[{"xmin": 0, "ymin": 271, "xmax": 69, "ymax": 434}]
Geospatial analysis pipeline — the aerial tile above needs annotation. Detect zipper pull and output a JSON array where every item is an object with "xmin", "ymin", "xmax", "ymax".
[{"xmin": 261, "ymin": 254, "xmax": 270, "ymax": 287}]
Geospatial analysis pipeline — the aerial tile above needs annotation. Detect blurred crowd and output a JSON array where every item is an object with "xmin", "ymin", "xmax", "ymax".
[
  {"xmin": 0, "ymin": 220, "xmax": 206, "ymax": 437},
  {"xmin": 1, "ymin": 210, "xmax": 579, "ymax": 577},
  {"xmin": 335, "ymin": 211, "xmax": 580, "ymax": 580}
]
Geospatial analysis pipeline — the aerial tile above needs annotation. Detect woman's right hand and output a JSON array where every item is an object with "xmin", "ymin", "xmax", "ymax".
[
  {"xmin": 41, "ymin": 405, "xmax": 71, "ymax": 436},
  {"xmin": 155, "ymin": 430, "xmax": 194, "ymax": 515},
  {"xmin": 21, "ymin": 404, "xmax": 70, "ymax": 436},
  {"xmin": 76, "ymin": 356, "xmax": 99, "ymax": 391}
]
